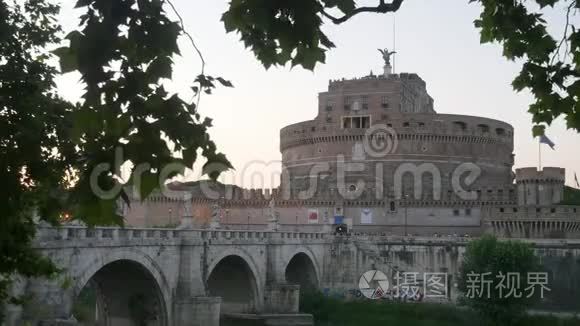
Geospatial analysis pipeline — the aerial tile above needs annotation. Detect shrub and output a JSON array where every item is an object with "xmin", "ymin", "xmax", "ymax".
[{"xmin": 458, "ymin": 235, "xmax": 540, "ymax": 325}]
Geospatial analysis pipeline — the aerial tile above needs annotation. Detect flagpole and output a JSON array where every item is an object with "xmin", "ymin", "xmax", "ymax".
[
  {"xmin": 392, "ymin": 14, "xmax": 396, "ymax": 74},
  {"xmin": 538, "ymin": 138, "xmax": 542, "ymax": 170}
]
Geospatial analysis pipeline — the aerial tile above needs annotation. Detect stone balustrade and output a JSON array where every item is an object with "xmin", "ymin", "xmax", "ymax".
[{"xmin": 33, "ymin": 225, "xmax": 327, "ymax": 245}]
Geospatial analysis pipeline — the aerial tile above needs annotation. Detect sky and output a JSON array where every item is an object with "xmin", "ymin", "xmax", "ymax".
[{"xmin": 55, "ymin": 0, "xmax": 580, "ymax": 189}]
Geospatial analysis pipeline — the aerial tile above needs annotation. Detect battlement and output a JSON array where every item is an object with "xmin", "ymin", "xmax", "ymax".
[
  {"xmin": 516, "ymin": 167, "xmax": 565, "ymax": 183},
  {"xmin": 516, "ymin": 167, "xmax": 565, "ymax": 206},
  {"xmin": 327, "ymin": 72, "xmax": 426, "ymax": 88},
  {"xmin": 279, "ymin": 113, "xmax": 513, "ymax": 153}
]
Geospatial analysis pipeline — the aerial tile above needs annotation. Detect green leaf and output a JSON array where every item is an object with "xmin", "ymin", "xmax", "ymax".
[
  {"xmin": 147, "ymin": 56, "xmax": 173, "ymax": 80},
  {"xmin": 532, "ymin": 125, "xmax": 546, "ymax": 137},
  {"xmin": 216, "ymin": 77, "xmax": 234, "ymax": 87},
  {"xmin": 138, "ymin": 172, "xmax": 160, "ymax": 200},
  {"xmin": 51, "ymin": 47, "xmax": 78, "ymax": 73},
  {"xmin": 75, "ymin": 0, "xmax": 93, "ymax": 8},
  {"xmin": 202, "ymin": 153, "xmax": 233, "ymax": 180}
]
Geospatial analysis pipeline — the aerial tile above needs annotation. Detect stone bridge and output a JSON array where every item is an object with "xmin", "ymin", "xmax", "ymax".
[
  {"xmin": 8, "ymin": 226, "xmax": 329, "ymax": 326},
  {"xmin": 6, "ymin": 227, "xmax": 580, "ymax": 326}
]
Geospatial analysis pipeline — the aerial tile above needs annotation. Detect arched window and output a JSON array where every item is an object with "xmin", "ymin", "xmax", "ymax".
[
  {"xmin": 452, "ymin": 121, "xmax": 467, "ymax": 132},
  {"xmin": 477, "ymin": 124, "xmax": 490, "ymax": 133}
]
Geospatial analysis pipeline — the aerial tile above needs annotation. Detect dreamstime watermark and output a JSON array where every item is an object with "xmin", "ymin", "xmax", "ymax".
[
  {"xmin": 88, "ymin": 124, "xmax": 485, "ymax": 201},
  {"xmin": 363, "ymin": 124, "xmax": 399, "ymax": 157}
]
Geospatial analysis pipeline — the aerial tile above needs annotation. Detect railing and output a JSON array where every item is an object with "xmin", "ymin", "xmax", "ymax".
[
  {"xmin": 34, "ymin": 225, "xmax": 327, "ymax": 243},
  {"xmin": 33, "ymin": 225, "xmax": 580, "ymax": 248}
]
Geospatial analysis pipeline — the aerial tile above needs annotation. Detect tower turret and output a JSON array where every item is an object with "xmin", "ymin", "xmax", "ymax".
[{"xmin": 516, "ymin": 167, "xmax": 565, "ymax": 206}]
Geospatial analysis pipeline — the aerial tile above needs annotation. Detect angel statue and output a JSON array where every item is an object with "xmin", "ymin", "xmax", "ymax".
[
  {"xmin": 378, "ymin": 48, "xmax": 396, "ymax": 66},
  {"xmin": 267, "ymin": 198, "xmax": 277, "ymax": 222}
]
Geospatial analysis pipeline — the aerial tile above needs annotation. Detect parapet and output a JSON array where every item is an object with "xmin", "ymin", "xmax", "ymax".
[{"xmin": 516, "ymin": 167, "xmax": 565, "ymax": 183}]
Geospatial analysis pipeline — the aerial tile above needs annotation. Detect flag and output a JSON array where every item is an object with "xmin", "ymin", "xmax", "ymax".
[
  {"xmin": 575, "ymin": 172, "xmax": 579, "ymax": 188},
  {"xmin": 308, "ymin": 209, "xmax": 318, "ymax": 224},
  {"xmin": 361, "ymin": 208, "xmax": 373, "ymax": 224},
  {"xmin": 539, "ymin": 135, "xmax": 555, "ymax": 150}
]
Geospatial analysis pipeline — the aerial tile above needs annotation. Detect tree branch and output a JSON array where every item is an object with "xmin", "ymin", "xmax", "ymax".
[
  {"xmin": 322, "ymin": 0, "xmax": 404, "ymax": 25},
  {"xmin": 550, "ymin": 0, "xmax": 575, "ymax": 66}
]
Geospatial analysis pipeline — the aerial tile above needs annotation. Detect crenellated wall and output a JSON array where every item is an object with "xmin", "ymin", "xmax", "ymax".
[
  {"xmin": 484, "ymin": 204, "xmax": 580, "ymax": 238},
  {"xmin": 516, "ymin": 167, "xmax": 565, "ymax": 206}
]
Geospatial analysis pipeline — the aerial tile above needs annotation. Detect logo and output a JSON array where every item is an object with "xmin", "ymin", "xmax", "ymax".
[
  {"xmin": 359, "ymin": 270, "xmax": 389, "ymax": 299},
  {"xmin": 363, "ymin": 124, "xmax": 398, "ymax": 157}
]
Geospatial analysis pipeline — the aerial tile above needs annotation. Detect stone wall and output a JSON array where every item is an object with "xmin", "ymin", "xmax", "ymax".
[{"xmin": 321, "ymin": 237, "xmax": 580, "ymax": 312}]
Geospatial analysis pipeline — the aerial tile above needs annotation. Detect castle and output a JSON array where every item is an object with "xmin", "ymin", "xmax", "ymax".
[{"xmin": 124, "ymin": 55, "xmax": 580, "ymax": 239}]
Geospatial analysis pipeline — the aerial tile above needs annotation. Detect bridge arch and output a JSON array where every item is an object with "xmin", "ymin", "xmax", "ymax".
[
  {"xmin": 206, "ymin": 248, "xmax": 262, "ymax": 314},
  {"xmin": 284, "ymin": 247, "xmax": 321, "ymax": 291},
  {"xmin": 72, "ymin": 249, "xmax": 171, "ymax": 326}
]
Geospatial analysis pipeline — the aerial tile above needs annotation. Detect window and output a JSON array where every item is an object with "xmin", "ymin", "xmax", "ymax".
[
  {"xmin": 465, "ymin": 208, "xmax": 471, "ymax": 216},
  {"xmin": 342, "ymin": 115, "xmax": 370, "ymax": 129},
  {"xmin": 499, "ymin": 208, "xmax": 505, "ymax": 213},
  {"xmin": 361, "ymin": 116, "xmax": 370, "ymax": 128},
  {"xmin": 361, "ymin": 95, "xmax": 369, "ymax": 110},
  {"xmin": 477, "ymin": 124, "xmax": 490, "ymax": 133},
  {"xmin": 348, "ymin": 184, "xmax": 357, "ymax": 192},
  {"xmin": 389, "ymin": 201, "xmax": 396, "ymax": 212},
  {"xmin": 496, "ymin": 128, "xmax": 506, "ymax": 136},
  {"xmin": 326, "ymin": 116, "xmax": 332, "ymax": 123},
  {"xmin": 344, "ymin": 96, "xmax": 352, "ymax": 110},
  {"xmin": 343, "ymin": 117, "xmax": 351, "ymax": 128},
  {"xmin": 513, "ymin": 208, "xmax": 518, "ymax": 213},
  {"xmin": 551, "ymin": 208, "xmax": 556, "ymax": 213},
  {"xmin": 453, "ymin": 209, "xmax": 460, "ymax": 216},
  {"xmin": 536, "ymin": 208, "xmax": 541, "ymax": 213},
  {"xmin": 325, "ymin": 105, "xmax": 333, "ymax": 112},
  {"xmin": 403, "ymin": 122, "xmax": 410, "ymax": 127},
  {"xmin": 453, "ymin": 121, "xmax": 467, "ymax": 131},
  {"xmin": 381, "ymin": 96, "xmax": 389, "ymax": 108}
]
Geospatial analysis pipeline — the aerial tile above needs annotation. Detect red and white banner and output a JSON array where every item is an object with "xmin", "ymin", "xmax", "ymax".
[{"xmin": 308, "ymin": 209, "xmax": 319, "ymax": 224}]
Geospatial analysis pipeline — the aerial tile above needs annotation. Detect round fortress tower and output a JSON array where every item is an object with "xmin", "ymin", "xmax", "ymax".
[{"xmin": 279, "ymin": 72, "xmax": 515, "ymax": 205}]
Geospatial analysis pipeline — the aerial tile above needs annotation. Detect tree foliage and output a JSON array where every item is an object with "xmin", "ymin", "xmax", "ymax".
[
  {"xmin": 222, "ymin": 0, "xmax": 403, "ymax": 70},
  {"xmin": 0, "ymin": 0, "xmax": 67, "ymax": 318},
  {"xmin": 458, "ymin": 236, "xmax": 540, "ymax": 325},
  {"xmin": 0, "ymin": 0, "xmax": 232, "ymax": 317},
  {"xmin": 471, "ymin": 0, "xmax": 580, "ymax": 134},
  {"xmin": 51, "ymin": 0, "xmax": 233, "ymax": 226},
  {"xmin": 223, "ymin": 0, "xmax": 580, "ymax": 134}
]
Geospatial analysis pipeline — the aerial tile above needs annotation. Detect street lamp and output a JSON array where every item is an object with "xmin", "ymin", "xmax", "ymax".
[{"xmin": 295, "ymin": 213, "xmax": 299, "ymax": 232}]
